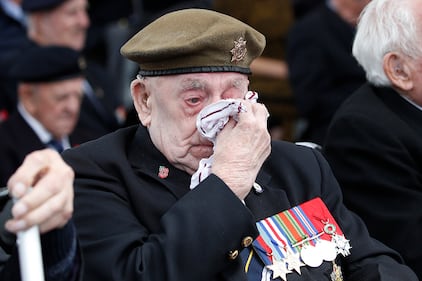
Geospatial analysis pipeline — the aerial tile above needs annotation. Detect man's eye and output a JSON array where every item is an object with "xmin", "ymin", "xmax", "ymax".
[{"xmin": 187, "ymin": 97, "xmax": 201, "ymax": 104}]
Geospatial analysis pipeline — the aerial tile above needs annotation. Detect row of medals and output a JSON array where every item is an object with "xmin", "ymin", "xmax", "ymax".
[{"xmin": 265, "ymin": 223, "xmax": 352, "ymax": 280}]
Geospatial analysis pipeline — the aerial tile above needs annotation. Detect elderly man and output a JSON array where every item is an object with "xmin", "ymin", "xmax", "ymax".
[
  {"xmin": 62, "ymin": 8, "xmax": 417, "ymax": 281},
  {"xmin": 0, "ymin": 149, "xmax": 80, "ymax": 281},
  {"xmin": 323, "ymin": 0, "xmax": 422, "ymax": 279},
  {"xmin": 0, "ymin": 45, "xmax": 85, "ymax": 186},
  {"xmin": 286, "ymin": 0, "xmax": 370, "ymax": 145},
  {"xmin": 23, "ymin": 0, "xmax": 89, "ymax": 50},
  {"xmin": 21, "ymin": 0, "xmax": 122, "ymax": 141}
]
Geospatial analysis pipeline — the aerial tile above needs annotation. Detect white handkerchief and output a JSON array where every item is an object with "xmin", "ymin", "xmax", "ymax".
[{"xmin": 190, "ymin": 91, "xmax": 258, "ymax": 189}]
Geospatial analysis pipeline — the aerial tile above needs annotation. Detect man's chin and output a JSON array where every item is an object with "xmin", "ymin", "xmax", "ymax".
[{"xmin": 190, "ymin": 146, "xmax": 213, "ymax": 159}]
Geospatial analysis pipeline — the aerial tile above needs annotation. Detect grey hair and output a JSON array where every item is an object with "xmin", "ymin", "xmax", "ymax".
[{"xmin": 352, "ymin": 0, "xmax": 422, "ymax": 86}]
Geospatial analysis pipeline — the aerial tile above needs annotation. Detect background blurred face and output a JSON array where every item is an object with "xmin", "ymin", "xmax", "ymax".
[
  {"xmin": 22, "ymin": 77, "xmax": 84, "ymax": 139},
  {"xmin": 332, "ymin": 0, "xmax": 371, "ymax": 26},
  {"xmin": 136, "ymin": 72, "xmax": 249, "ymax": 174},
  {"xmin": 33, "ymin": 0, "xmax": 89, "ymax": 50}
]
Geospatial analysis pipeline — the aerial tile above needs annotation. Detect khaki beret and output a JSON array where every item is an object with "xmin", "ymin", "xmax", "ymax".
[{"xmin": 120, "ymin": 8, "xmax": 266, "ymax": 76}]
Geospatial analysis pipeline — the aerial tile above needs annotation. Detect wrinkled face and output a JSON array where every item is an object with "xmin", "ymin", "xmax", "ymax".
[
  {"xmin": 34, "ymin": 0, "xmax": 89, "ymax": 50},
  {"xmin": 22, "ymin": 77, "xmax": 84, "ymax": 139},
  {"xmin": 133, "ymin": 72, "xmax": 249, "ymax": 174}
]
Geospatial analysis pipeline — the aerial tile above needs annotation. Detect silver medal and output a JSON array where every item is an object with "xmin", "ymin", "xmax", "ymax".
[
  {"xmin": 300, "ymin": 245, "xmax": 323, "ymax": 267},
  {"xmin": 315, "ymin": 239, "xmax": 337, "ymax": 261}
]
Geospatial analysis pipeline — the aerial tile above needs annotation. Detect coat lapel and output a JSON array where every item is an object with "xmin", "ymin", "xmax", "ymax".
[
  {"xmin": 245, "ymin": 170, "xmax": 292, "ymax": 221},
  {"xmin": 128, "ymin": 126, "xmax": 191, "ymax": 199},
  {"xmin": 379, "ymin": 87, "xmax": 422, "ymax": 139}
]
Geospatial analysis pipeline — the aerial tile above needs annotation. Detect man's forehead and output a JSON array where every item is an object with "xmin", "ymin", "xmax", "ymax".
[
  {"xmin": 178, "ymin": 74, "xmax": 248, "ymax": 89},
  {"xmin": 56, "ymin": 0, "xmax": 88, "ymax": 10},
  {"xmin": 178, "ymin": 72, "xmax": 248, "ymax": 82}
]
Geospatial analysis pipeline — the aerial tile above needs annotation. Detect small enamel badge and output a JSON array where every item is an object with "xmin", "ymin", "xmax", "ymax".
[
  {"xmin": 158, "ymin": 166, "xmax": 169, "ymax": 179},
  {"xmin": 230, "ymin": 37, "xmax": 247, "ymax": 62}
]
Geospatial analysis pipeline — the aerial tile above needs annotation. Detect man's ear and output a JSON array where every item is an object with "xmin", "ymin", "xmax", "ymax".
[
  {"xmin": 383, "ymin": 52, "xmax": 413, "ymax": 91},
  {"xmin": 18, "ymin": 83, "xmax": 36, "ymax": 114},
  {"xmin": 131, "ymin": 79, "xmax": 152, "ymax": 127}
]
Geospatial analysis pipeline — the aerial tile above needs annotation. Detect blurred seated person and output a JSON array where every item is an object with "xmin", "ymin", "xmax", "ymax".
[
  {"xmin": 0, "ymin": 149, "xmax": 81, "ymax": 281},
  {"xmin": 286, "ymin": 0, "xmax": 369, "ymax": 144},
  {"xmin": 323, "ymin": 0, "xmax": 422, "ymax": 278},
  {"xmin": 268, "ymin": 116, "xmax": 285, "ymax": 141},
  {"xmin": 62, "ymin": 8, "xmax": 417, "ymax": 281},
  {"xmin": 22, "ymin": 0, "xmax": 123, "ymax": 141},
  {"xmin": 291, "ymin": 0, "xmax": 324, "ymax": 18},
  {"xmin": 0, "ymin": 45, "xmax": 86, "ymax": 186}
]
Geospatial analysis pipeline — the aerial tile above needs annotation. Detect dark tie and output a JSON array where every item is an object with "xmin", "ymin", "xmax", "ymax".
[{"xmin": 47, "ymin": 139, "xmax": 64, "ymax": 153}]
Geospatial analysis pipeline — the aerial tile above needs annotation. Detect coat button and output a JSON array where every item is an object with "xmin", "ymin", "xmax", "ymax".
[
  {"xmin": 228, "ymin": 250, "xmax": 239, "ymax": 260},
  {"xmin": 253, "ymin": 182, "xmax": 263, "ymax": 194},
  {"xmin": 242, "ymin": 236, "xmax": 254, "ymax": 248}
]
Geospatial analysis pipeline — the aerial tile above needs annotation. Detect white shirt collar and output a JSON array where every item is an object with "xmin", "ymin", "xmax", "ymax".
[
  {"xmin": 18, "ymin": 102, "xmax": 71, "ymax": 149},
  {"xmin": 0, "ymin": 0, "xmax": 27, "ymax": 26},
  {"xmin": 400, "ymin": 95, "xmax": 422, "ymax": 112}
]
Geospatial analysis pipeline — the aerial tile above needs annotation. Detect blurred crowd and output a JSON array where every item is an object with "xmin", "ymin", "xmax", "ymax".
[{"xmin": 0, "ymin": 0, "xmax": 328, "ymax": 143}]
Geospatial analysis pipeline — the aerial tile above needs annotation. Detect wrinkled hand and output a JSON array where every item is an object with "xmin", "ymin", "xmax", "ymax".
[
  {"xmin": 5, "ymin": 149, "xmax": 74, "ymax": 234},
  {"xmin": 211, "ymin": 101, "xmax": 271, "ymax": 200}
]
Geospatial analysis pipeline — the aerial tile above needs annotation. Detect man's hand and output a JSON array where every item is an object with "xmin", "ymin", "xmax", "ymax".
[
  {"xmin": 212, "ymin": 101, "xmax": 271, "ymax": 200},
  {"xmin": 5, "ymin": 149, "xmax": 74, "ymax": 234}
]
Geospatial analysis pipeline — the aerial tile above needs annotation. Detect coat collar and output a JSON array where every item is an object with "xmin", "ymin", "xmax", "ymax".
[
  {"xmin": 374, "ymin": 85, "xmax": 422, "ymax": 139},
  {"xmin": 128, "ymin": 126, "xmax": 194, "ymax": 199},
  {"xmin": 245, "ymin": 168, "xmax": 292, "ymax": 221}
]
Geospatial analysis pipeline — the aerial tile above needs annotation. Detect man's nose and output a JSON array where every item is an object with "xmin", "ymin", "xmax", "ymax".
[{"xmin": 67, "ymin": 97, "xmax": 82, "ymax": 113}]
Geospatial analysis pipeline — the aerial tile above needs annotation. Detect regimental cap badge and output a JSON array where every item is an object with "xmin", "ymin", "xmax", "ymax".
[{"xmin": 230, "ymin": 37, "xmax": 247, "ymax": 63}]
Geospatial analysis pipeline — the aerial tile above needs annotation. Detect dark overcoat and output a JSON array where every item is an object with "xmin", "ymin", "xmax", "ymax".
[
  {"xmin": 323, "ymin": 83, "xmax": 422, "ymax": 279},
  {"xmin": 62, "ymin": 125, "xmax": 417, "ymax": 280}
]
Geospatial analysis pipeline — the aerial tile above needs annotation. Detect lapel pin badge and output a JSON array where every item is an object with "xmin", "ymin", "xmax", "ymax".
[{"xmin": 158, "ymin": 166, "xmax": 169, "ymax": 179}]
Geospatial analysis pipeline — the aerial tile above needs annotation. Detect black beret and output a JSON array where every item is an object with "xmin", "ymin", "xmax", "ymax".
[
  {"xmin": 22, "ymin": 0, "xmax": 65, "ymax": 12},
  {"xmin": 120, "ymin": 8, "xmax": 266, "ymax": 76},
  {"xmin": 9, "ymin": 46, "xmax": 85, "ymax": 83}
]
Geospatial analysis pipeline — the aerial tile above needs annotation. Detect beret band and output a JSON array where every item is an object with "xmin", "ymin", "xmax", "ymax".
[
  {"xmin": 138, "ymin": 65, "xmax": 252, "ymax": 77},
  {"xmin": 22, "ymin": 0, "xmax": 65, "ymax": 12}
]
